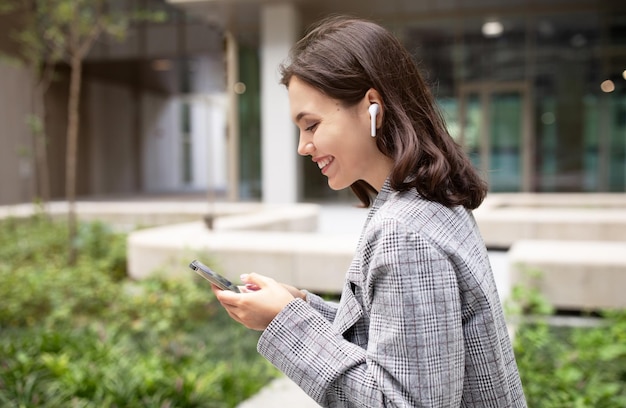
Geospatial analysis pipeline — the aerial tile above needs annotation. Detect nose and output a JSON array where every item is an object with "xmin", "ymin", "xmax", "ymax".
[{"xmin": 297, "ymin": 134, "xmax": 314, "ymax": 156}]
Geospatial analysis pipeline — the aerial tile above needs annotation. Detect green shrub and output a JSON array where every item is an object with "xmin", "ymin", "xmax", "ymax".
[
  {"xmin": 0, "ymin": 216, "xmax": 279, "ymax": 407},
  {"xmin": 5, "ymin": 216, "xmax": 626, "ymax": 407},
  {"xmin": 508, "ymin": 274, "xmax": 626, "ymax": 407}
]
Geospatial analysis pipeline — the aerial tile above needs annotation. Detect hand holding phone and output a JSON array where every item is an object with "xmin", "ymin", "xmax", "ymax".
[
  {"xmin": 189, "ymin": 259, "xmax": 240, "ymax": 293},
  {"xmin": 212, "ymin": 272, "xmax": 299, "ymax": 331}
]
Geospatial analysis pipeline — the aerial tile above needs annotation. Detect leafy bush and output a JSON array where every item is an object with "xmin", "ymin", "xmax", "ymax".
[
  {"xmin": 508, "ymin": 275, "xmax": 626, "ymax": 407},
  {"xmin": 9, "ymin": 214, "xmax": 625, "ymax": 407},
  {"xmin": 0, "ymin": 215, "xmax": 279, "ymax": 407}
]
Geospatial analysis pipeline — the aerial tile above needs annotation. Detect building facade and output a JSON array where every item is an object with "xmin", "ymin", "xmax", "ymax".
[
  {"xmin": 175, "ymin": 0, "xmax": 626, "ymax": 202},
  {"xmin": 0, "ymin": 0, "xmax": 229, "ymax": 205},
  {"xmin": 0, "ymin": 0, "xmax": 624, "ymax": 206}
]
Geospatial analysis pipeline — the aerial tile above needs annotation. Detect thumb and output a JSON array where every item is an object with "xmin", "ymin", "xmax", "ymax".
[{"xmin": 241, "ymin": 272, "xmax": 273, "ymax": 289}]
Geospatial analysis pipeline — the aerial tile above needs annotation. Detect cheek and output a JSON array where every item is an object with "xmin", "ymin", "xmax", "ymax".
[
  {"xmin": 335, "ymin": 137, "xmax": 377, "ymax": 180},
  {"xmin": 322, "ymin": 116, "xmax": 372, "ymax": 161}
]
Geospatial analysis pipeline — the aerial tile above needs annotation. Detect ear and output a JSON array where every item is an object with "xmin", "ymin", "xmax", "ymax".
[{"xmin": 365, "ymin": 88, "xmax": 383, "ymax": 130}]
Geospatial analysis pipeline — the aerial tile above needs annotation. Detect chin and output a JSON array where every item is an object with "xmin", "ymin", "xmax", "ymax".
[{"xmin": 327, "ymin": 178, "xmax": 351, "ymax": 191}]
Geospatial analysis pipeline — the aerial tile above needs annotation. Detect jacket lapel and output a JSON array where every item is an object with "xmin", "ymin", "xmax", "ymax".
[
  {"xmin": 332, "ymin": 280, "xmax": 363, "ymax": 335},
  {"xmin": 334, "ymin": 179, "xmax": 393, "ymax": 336}
]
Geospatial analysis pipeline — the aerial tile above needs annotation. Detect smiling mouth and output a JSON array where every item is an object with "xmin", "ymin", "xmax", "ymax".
[{"xmin": 317, "ymin": 157, "xmax": 334, "ymax": 171}]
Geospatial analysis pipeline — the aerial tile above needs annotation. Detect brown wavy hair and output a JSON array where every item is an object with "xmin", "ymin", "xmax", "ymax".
[{"xmin": 280, "ymin": 15, "xmax": 488, "ymax": 209}]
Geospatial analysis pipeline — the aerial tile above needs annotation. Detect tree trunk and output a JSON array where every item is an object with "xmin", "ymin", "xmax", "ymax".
[
  {"xmin": 37, "ymin": 95, "xmax": 51, "ymax": 205},
  {"xmin": 66, "ymin": 53, "xmax": 82, "ymax": 265}
]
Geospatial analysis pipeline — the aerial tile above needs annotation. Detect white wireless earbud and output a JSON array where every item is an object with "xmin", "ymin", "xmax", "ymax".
[{"xmin": 368, "ymin": 103, "xmax": 380, "ymax": 137}]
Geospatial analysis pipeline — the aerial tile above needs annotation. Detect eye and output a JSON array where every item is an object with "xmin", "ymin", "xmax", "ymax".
[{"xmin": 305, "ymin": 122, "xmax": 318, "ymax": 132}]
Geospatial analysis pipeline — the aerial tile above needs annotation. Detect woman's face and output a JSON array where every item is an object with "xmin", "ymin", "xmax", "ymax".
[{"xmin": 288, "ymin": 76, "xmax": 392, "ymax": 191}]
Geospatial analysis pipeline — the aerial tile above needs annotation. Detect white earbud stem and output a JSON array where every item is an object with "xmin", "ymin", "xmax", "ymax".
[{"xmin": 368, "ymin": 103, "xmax": 380, "ymax": 137}]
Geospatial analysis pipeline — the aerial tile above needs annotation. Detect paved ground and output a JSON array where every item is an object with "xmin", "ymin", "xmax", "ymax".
[{"xmin": 236, "ymin": 377, "xmax": 320, "ymax": 408}]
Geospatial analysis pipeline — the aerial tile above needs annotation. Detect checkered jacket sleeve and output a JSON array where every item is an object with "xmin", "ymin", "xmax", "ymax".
[{"xmin": 303, "ymin": 290, "xmax": 339, "ymax": 322}]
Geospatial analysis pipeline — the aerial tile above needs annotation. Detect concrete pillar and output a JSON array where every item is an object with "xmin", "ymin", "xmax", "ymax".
[
  {"xmin": 226, "ymin": 31, "xmax": 241, "ymax": 201},
  {"xmin": 260, "ymin": 3, "xmax": 301, "ymax": 203}
]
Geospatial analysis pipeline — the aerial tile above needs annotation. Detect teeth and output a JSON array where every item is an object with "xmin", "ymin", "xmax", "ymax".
[{"xmin": 317, "ymin": 157, "xmax": 333, "ymax": 169}]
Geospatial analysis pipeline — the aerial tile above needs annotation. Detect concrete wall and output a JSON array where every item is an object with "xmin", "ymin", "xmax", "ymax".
[
  {"xmin": 0, "ymin": 62, "xmax": 36, "ymax": 204},
  {"xmin": 88, "ymin": 80, "xmax": 137, "ymax": 194}
]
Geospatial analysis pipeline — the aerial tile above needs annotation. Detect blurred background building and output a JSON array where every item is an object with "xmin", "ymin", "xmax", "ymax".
[{"xmin": 1, "ymin": 0, "xmax": 625, "ymax": 206}]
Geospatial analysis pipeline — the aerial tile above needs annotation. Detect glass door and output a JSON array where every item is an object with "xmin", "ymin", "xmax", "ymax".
[{"xmin": 458, "ymin": 82, "xmax": 531, "ymax": 192}]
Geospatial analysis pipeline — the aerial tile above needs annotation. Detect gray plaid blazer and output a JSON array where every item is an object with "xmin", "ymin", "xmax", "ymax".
[{"xmin": 259, "ymin": 180, "xmax": 527, "ymax": 407}]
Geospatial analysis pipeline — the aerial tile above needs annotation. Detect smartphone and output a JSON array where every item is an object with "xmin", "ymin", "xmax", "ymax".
[{"xmin": 189, "ymin": 259, "xmax": 240, "ymax": 293}]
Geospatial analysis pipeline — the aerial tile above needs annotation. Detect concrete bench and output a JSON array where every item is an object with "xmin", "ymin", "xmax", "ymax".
[
  {"xmin": 508, "ymin": 239, "xmax": 626, "ymax": 310},
  {"xmin": 213, "ymin": 204, "xmax": 318, "ymax": 232},
  {"xmin": 0, "ymin": 200, "xmax": 301, "ymax": 229},
  {"xmin": 127, "ymin": 221, "xmax": 358, "ymax": 293},
  {"xmin": 5, "ymin": 195, "xmax": 624, "ymax": 311},
  {"xmin": 475, "ymin": 193, "xmax": 626, "ymax": 248},
  {"xmin": 125, "ymin": 201, "xmax": 352, "ymax": 293}
]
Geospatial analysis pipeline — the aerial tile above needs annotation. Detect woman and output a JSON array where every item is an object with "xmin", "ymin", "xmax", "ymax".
[{"xmin": 213, "ymin": 15, "xmax": 527, "ymax": 407}]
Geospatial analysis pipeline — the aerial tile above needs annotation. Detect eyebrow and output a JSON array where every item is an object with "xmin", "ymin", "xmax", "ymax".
[{"xmin": 294, "ymin": 111, "xmax": 311, "ymax": 123}]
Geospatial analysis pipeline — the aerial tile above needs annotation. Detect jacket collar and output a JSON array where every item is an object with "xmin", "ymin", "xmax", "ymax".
[{"xmin": 362, "ymin": 177, "xmax": 393, "ymax": 231}]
